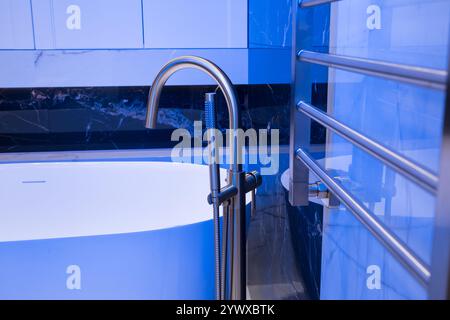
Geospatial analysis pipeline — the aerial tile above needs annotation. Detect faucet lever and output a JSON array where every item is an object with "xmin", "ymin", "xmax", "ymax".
[
  {"xmin": 243, "ymin": 171, "xmax": 262, "ymax": 218},
  {"xmin": 207, "ymin": 171, "xmax": 261, "ymax": 205},
  {"xmin": 207, "ymin": 184, "xmax": 238, "ymax": 205},
  {"xmin": 243, "ymin": 171, "xmax": 262, "ymax": 193}
]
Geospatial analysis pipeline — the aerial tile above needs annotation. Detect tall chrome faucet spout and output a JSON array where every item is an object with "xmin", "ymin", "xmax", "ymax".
[
  {"xmin": 145, "ymin": 56, "xmax": 261, "ymax": 300},
  {"xmin": 145, "ymin": 55, "xmax": 241, "ymax": 172}
]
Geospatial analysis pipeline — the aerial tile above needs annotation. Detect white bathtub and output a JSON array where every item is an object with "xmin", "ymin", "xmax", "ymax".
[{"xmin": 0, "ymin": 161, "xmax": 231, "ymax": 299}]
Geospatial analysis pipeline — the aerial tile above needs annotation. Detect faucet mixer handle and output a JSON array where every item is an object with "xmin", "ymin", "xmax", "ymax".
[
  {"xmin": 207, "ymin": 171, "xmax": 262, "ymax": 205},
  {"xmin": 244, "ymin": 171, "xmax": 262, "ymax": 193},
  {"xmin": 207, "ymin": 184, "xmax": 238, "ymax": 205},
  {"xmin": 243, "ymin": 171, "xmax": 262, "ymax": 218}
]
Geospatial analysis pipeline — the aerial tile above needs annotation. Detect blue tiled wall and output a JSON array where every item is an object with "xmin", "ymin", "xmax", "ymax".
[
  {"xmin": 143, "ymin": 0, "xmax": 247, "ymax": 49},
  {"xmin": 0, "ymin": 0, "xmax": 34, "ymax": 49},
  {"xmin": 32, "ymin": 0, "xmax": 144, "ymax": 49},
  {"xmin": 0, "ymin": 0, "xmax": 295, "ymax": 87},
  {"xmin": 0, "ymin": 1, "xmax": 293, "ymax": 152},
  {"xmin": 1, "ymin": 0, "xmax": 248, "ymax": 50},
  {"xmin": 249, "ymin": 0, "xmax": 292, "ymax": 48}
]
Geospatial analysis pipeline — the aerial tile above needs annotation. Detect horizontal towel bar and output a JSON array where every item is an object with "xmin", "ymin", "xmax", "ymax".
[
  {"xmin": 296, "ymin": 148, "xmax": 431, "ymax": 286},
  {"xmin": 300, "ymin": 0, "xmax": 341, "ymax": 8},
  {"xmin": 297, "ymin": 101, "xmax": 439, "ymax": 194},
  {"xmin": 298, "ymin": 50, "xmax": 448, "ymax": 90}
]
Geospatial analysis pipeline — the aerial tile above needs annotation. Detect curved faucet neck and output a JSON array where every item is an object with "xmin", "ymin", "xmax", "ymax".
[{"xmin": 145, "ymin": 56, "xmax": 242, "ymax": 172}]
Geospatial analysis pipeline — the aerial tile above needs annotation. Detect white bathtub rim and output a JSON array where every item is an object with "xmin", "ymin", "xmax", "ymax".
[{"xmin": 0, "ymin": 161, "xmax": 251, "ymax": 243}]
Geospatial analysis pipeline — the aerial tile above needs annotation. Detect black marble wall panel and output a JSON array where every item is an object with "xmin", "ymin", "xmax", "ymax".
[
  {"xmin": 310, "ymin": 82, "xmax": 328, "ymax": 145},
  {"xmin": 0, "ymin": 84, "xmax": 290, "ymax": 153},
  {"xmin": 285, "ymin": 200, "xmax": 323, "ymax": 300}
]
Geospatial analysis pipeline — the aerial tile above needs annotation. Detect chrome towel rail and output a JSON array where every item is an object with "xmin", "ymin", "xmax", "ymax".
[
  {"xmin": 296, "ymin": 148, "xmax": 431, "ymax": 286},
  {"xmin": 298, "ymin": 50, "xmax": 448, "ymax": 90},
  {"xmin": 297, "ymin": 101, "xmax": 439, "ymax": 194},
  {"xmin": 300, "ymin": 0, "xmax": 341, "ymax": 8}
]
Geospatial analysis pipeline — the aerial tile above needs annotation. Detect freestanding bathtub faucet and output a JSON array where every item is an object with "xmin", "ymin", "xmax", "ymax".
[{"xmin": 145, "ymin": 56, "xmax": 261, "ymax": 300}]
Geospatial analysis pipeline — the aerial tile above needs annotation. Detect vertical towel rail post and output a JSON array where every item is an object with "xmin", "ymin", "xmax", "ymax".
[
  {"xmin": 429, "ymin": 44, "xmax": 450, "ymax": 299},
  {"xmin": 289, "ymin": 0, "xmax": 311, "ymax": 206}
]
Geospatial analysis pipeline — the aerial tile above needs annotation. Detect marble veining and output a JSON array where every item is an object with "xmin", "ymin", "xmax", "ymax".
[
  {"xmin": 0, "ymin": 84, "xmax": 290, "ymax": 152},
  {"xmin": 247, "ymin": 152, "xmax": 310, "ymax": 300}
]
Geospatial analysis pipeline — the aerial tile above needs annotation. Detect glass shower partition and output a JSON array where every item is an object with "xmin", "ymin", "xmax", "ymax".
[{"xmin": 290, "ymin": 0, "xmax": 450, "ymax": 299}]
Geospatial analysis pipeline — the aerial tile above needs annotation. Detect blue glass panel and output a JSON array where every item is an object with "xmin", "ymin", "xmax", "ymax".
[
  {"xmin": 321, "ymin": 205, "xmax": 427, "ymax": 299},
  {"xmin": 301, "ymin": 0, "xmax": 450, "ymax": 299},
  {"xmin": 330, "ymin": 0, "xmax": 450, "ymax": 69}
]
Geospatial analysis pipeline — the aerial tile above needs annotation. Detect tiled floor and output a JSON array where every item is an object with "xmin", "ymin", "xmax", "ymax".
[{"xmin": 247, "ymin": 155, "xmax": 310, "ymax": 300}]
